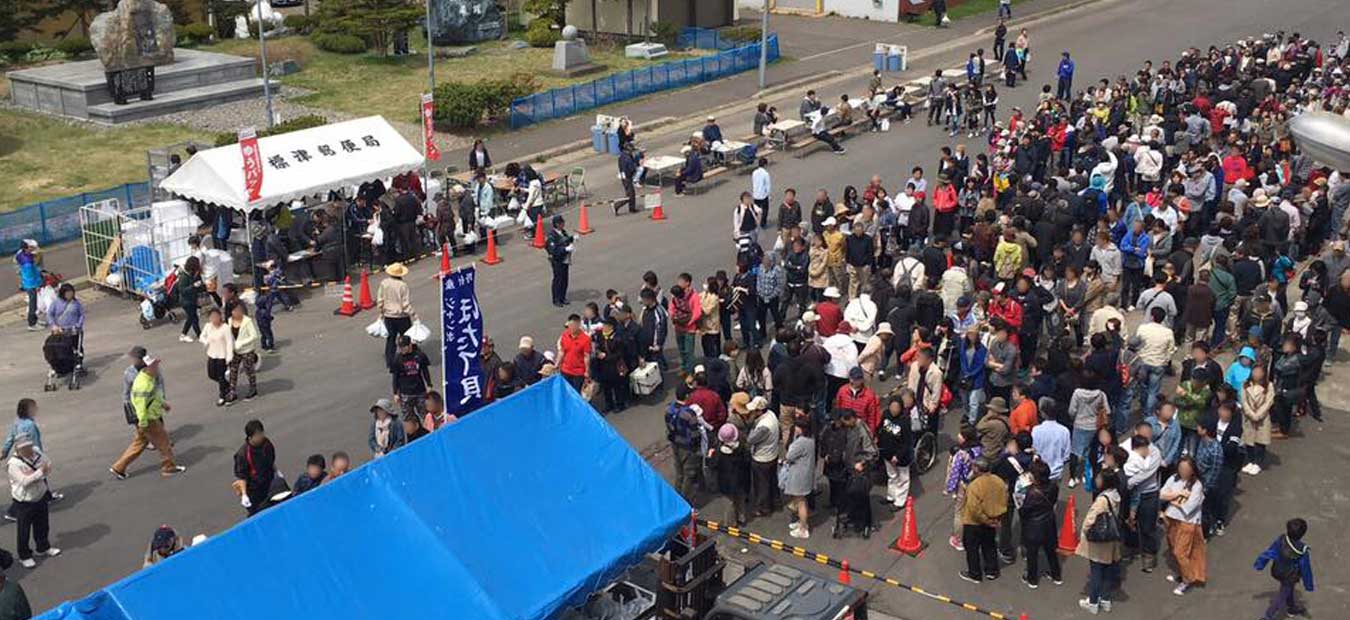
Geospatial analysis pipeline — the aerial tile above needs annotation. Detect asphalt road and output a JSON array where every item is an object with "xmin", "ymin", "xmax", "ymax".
[{"xmin": 4, "ymin": 0, "xmax": 1349, "ymax": 616}]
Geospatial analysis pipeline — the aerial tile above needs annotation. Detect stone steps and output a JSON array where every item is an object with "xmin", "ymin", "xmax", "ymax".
[{"xmin": 86, "ymin": 78, "xmax": 272, "ymax": 123}]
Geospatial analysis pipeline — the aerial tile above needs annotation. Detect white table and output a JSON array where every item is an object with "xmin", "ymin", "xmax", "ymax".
[
  {"xmin": 643, "ymin": 155, "xmax": 684, "ymax": 187},
  {"xmin": 765, "ymin": 119, "xmax": 807, "ymax": 150}
]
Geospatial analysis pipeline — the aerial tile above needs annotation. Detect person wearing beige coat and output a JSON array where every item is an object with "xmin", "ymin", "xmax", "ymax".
[
  {"xmin": 199, "ymin": 308, "xmax": 234, "ymax": 406},
  {"xmin": 1077, "ymin": 469, "xmax": 1123, "ymax": 614},
  {"xmin": 1239, "ymin": 367, "xmax": 1273, "ymax": 474}
]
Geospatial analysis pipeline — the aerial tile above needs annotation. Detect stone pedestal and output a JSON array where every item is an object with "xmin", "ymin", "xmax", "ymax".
[{"xmin": 550, "ymin": 38, "xmax": 604, "ymax": 77}]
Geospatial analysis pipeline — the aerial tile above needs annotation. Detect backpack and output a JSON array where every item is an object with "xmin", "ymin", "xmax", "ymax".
[
  {"xmin": 1271, "ymin": 538, "xmax": 1306, "ymax": 583},
  {"xmin": 665, "ymin": 403, "xmax": 697, "ymax": 448}
]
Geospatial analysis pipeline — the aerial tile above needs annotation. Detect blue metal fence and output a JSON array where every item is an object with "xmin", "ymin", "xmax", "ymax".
[
  {"xmin": 0, "ymin": 182, "xmax": 149, "ymax": 254},
  {"xmin": 509, "ymin": 34, "xmax": 779, "ymax": 129},
  {"xmin": 677, "ymin": 26, "xmax": 744, "ymax": 51}
]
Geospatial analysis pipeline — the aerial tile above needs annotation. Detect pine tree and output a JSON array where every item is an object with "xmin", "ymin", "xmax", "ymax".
[{"xmin": 319, "ymin": 0, "xmax": 421, "ymax": 56}]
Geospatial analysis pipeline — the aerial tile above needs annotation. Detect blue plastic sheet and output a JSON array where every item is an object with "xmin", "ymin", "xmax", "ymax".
[{"xmin": 38, "ymin": 377, "xmax": 690, "ymax": 620}]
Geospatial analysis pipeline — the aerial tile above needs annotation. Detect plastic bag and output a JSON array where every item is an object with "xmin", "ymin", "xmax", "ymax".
[
  {"xmin": 140, "ymin": 299, "xmax": 156, "ymax": 321},
  {"xmin": 36, "ymin": 286, "xmax": 57, "ymax": 316},
  {"xmin": 365, "ymin": 318, "xmax": 388, "ymax": 338},
  {"xmin": 405, "ymin": 320, "xmax": 431, "ymax": 343},
  {"xmin": 880, "ymin": 118, "xmax": 891, "ymax": 132}
]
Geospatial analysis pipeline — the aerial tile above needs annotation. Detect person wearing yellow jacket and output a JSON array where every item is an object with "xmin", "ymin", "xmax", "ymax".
[
  {"xmin": 960, "ymin": 458, "xmax": 1008, "ymax": 583},
  {"xmin": 993, "ymin": 229, "xmax": 1024, "ymax": 283},
  {"xmin": 227, "ymin": 303, "xmax": 261, "ymax": 401},
  {"xmin": 110, "ymin": 356, "xmax": 186, "ymax": 480}
]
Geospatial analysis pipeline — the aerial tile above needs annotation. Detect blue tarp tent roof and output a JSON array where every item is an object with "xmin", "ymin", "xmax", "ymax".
[{"xmin": 39, "ymin": 377, "xmax": 690, "ymax": 620}]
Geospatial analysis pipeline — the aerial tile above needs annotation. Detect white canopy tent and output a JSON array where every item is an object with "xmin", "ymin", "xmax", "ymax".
[{"xmin": 159, "ymin": 116, "xmax": 425, "ymax": 212}]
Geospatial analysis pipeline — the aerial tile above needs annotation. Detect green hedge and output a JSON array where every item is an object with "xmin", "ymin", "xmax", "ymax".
[
  {"xmin": 312, "ymin": 31, "xmax": 366, "ymax": 54},
  {"xmin": 720, "ymin": 26, "xmax": 762, "ymax": 43},
  {"xmin": 283, "ymin": 14, "xmax": 317, "ymax": 34},
  {"xmin": 175, "ymin": 23, "xmax": 215, "ymax": 47},
  {"xmin": 56, "ymin": 37, "xmax": 93, "ymax": 58},
  {"xmin": 433, "ymin": 73, "xmax": 538, "ymax": 128},
  {"xmin": 524, "ymin": 20, "xmax": 558, "ymax": 48},
  {"xmin": 213, "ymin": 114, "xmax": 330, "ymax": 146},
  {"xmin": 0, "ymin": 41, "xmax": 32, "ymax": 58}
]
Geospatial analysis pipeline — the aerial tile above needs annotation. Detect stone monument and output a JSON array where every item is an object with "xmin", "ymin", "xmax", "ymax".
[
  {"xmin": 551, "ymin": 25, "xmax": 604, "ymax": 77},
  {"xmin": 428, "ymin": 0, "xmax": 505, "ymax": 45},
  {"xmin": 89, "ymin": 0, "xmax": 176, "ymax": 104}
]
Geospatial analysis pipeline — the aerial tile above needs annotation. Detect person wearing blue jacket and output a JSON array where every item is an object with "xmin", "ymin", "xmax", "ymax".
[
  {"xmin": 13, "ymin": 241, "xmax": 41, "ymax": 330},
  {"xmin": 958, "ymin": 329, "xmax": 988, "ymax": 424},
  {"xmin": 1145, "ymin": 401, "xmax": 1183, "ymax": 478},
  {"xmin": 1056, "ymin": 51, "xmax": 1075, "ymax": 100},
  {"xmin": 1254, "ymin": 518, "xmax": 1314, "ymax": 620},
  {"xmin": 1118, "ymin": 219, "xmax": 1151, "ymax": 311}
]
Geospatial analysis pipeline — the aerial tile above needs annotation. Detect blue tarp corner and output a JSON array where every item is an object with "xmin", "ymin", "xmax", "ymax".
[{"xmin": 38, "ymin": 376, "xmax": 690, "ymax": 620}]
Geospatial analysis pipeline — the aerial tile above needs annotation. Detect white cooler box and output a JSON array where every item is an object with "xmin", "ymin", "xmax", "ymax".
[{"xmin": 628, "ymin": 362, "xmax": 661, "ymax": 396}]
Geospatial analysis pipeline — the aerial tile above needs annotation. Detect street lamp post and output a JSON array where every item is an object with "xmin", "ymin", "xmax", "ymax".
[
  {"xmin": 423, "ymin": 0, "xmax": 437, "ymax": 215},
  {"xmin": 255, "ymin": 2, "xmax": 275, "ymax": 128},
  {"xmin": 757, "ymin": 0, "xmax": 770, "ymax": 90}
]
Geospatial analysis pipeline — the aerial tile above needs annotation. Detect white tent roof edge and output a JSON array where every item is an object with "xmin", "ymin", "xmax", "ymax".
[{"xmin": 158, "ymin": 116, "xmax": 425, "ymax": 213}]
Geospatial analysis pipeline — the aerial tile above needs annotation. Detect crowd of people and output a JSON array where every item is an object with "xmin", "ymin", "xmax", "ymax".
[{"xmin": 8, "ymin": 11, "xmax": 1350, "ymax": 620}]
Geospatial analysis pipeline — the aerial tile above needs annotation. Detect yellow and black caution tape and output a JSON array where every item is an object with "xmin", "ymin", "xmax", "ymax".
[{"xmin": 700, "ymin": 519, "xmax": 1027, "ymax": 620}]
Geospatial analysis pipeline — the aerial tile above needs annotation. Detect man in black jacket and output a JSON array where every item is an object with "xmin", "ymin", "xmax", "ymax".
[
  {"xmin": 393, "ymin": 187, "xmax": 421, "ymax": 261},
  {"xmin": 782, "ymin": 237, "xmax": 810, "ymax": 319},
  {"xmin": 391, "ymin": 335, "xmax": 432, "ymax": 417},
  {"xmin": 637, "ymin": 289, "xmax": 668, "ymax": 371},
  {"xmin": 546, "ymin": 216, "xmax": 575, "ymax": 307},
  {"xmin": 233, "ymin": 419, "xmax": 277, "ymax": 517},
  {"xmin": 617, "ymin": 149, "xmax": 639, "ymax": 215},
  {"xmin": 992, "ymin": 433, "xmax": 1035, "ymax": 563}
]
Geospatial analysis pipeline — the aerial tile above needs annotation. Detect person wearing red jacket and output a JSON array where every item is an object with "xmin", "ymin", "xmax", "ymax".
[
  {"xmin": 987, "ymin": 283, "xmax": 1024, "ymax": 347},
  {"xmin": 687, "ymin": 372, "xmax": 727, "ymax": 429},
  {"xmin": 1221, "ymin": 145, "xmax": 1253, "ymax": 183},
  {"xmin": 816, "ymin": 288, "xmax": 844, "ymax": 336},
  {"xmin": 668, "ymin": 274, "xmax": 703, "ymax": 374},
  {"xmin": 835, "ymin": 367, "xmax": 881, "ymax": 435},
  {"xmin": 932, "ymin": 174, "xmax": 960, "ymax": 238}
]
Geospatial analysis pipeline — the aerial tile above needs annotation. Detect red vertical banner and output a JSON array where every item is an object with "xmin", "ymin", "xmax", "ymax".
[
  {"xmin": 421, "ymin": 93, "xmax": 440, "ymax": 161},
  {"xmin": 238, "ymin": 127, "xmax": 263, "ymax": 202}
]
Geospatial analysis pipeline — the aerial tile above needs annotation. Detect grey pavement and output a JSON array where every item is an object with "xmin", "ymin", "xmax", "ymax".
[{"xmin": 3, "ymin": 0, "xmax": 1350, "ymax": 617}]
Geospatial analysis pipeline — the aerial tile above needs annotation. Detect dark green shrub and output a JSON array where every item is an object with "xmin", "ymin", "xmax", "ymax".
[
  {"xmin": 524, "ymin": 19, "xmax": 558, "ymax": 48},
  {"xmin": 433, "ymin": 82, "xmax": 488, "ymax": 128},
  {"xmin": 0, "ymin": 41, "xmax": 33, "ymax": 59},
  {"xmin": 55, "ymin": 37, "xmax": 93, "ymax": 58},
  {"xmin": 283, "ymin": 14, "xmax": 313, "ymax": 33},
  {"xmin": 214, "ymin": 114, "xmax": 330, "ymax": 146},
  {"xmin": 312, "ymin": 32, "xmax": 366, "ymax": 54},
  {"xmin": 719, "ymin": 26, "xmax": 762, "ymax": 43},
  {"xmin": 175, "ymin": 23, "xmax": 215, "ymax": 47},
  {"xmin": 650, "ymin": 21, "xmax": 679, "ymax": 46}
]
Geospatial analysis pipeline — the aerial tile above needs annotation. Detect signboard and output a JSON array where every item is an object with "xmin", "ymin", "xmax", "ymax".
[
  {"xmin": 441, "ymin": 266, "xmax": 484, "ymax": 416},
  {"xmin": 421, "ymin": 92, "xmax": 441, "ymax": 161},
  {"xmin": 239, "ymin": 127, "xmax": 262, "ymax": 202}
]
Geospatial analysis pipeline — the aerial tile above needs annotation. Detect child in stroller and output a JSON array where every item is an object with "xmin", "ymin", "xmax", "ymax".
[
  {"xmin": 821, "ymin": 408, "xmax": 879, "ymax": 538},
  {"xmin": 139, "ymin": 274, "xmax": 182, "ymax": 329},
  {"xmin": 43, "ymin": 331, "xmax": 82, "ymax": 391}
]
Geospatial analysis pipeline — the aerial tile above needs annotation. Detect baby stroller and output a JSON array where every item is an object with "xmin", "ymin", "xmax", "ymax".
[
  {"xmin": 829, "ymin": 468, "xmax": 876, "ymax": 539},
  {"xmin": 43, "ymin": 331, "xmax": 83, "ymax": 391},
  {"xmin": 139, "ymin": 273, "xmax": 182, "ymax": 330}
]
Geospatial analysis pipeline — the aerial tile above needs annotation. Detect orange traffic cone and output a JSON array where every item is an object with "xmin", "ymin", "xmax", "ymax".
[
  {"xmin": 576, "ymin": 202, "xmax": 594, "ymax": 235},
  {"xmin": 439, "ymin": 243, "xmax": 452, "ymax": 276},
  {"xmin": 838, "ymin": 560, "xmax": 851, "ymax": 585},
  {"xmin": 333, "ymin": 276, "xmax": 357, "ymax": 316},
  {"xmin": 481, "ymin": 229, "xmax": 503, "ymax": 265},
  {"xmin": 357, "ymin": 270, "xmax": 375, "ymax": 310},
  {"xmin": 531, "ymin": 216, "xmax": 546, "ymax": 249},
  {"xmin": 891, "ymin": 496, "xmax": 924, "ymax": 556},
  {"xmin": 1057, "ymin": 494, "xmax": 1079, "ymax": 555},
  {"xmin": 649, "ymin": 192, "xmax": 667, "ymax": 221}
]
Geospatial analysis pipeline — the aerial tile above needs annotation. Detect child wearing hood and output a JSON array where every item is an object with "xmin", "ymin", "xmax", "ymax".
[{"xmin": 1225, "ymin": 346, "xmax": 1257, "ymax": 395}]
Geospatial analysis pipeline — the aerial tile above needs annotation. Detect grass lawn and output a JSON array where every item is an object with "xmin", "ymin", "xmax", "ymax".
[
  {"xmin": 947, "ymin": 0, "xmax": 1024, "ymax": 22},
  {"xmin": 0, "ymin": 109, "xmax": 211, "ymax": 211},
  {"xmin": 201, "ymin": 35, "xmax": 709, "ymax": 125}
]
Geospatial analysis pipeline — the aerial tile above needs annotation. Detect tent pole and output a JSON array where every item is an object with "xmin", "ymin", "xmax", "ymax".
[{"xmin": 424, "ymin": 0, "xmax": 436, "ymax": 219}]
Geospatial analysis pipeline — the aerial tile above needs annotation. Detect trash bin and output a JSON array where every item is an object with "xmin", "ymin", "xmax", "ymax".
[
  {"xmin": 887, "ymin": 45, "xmax": 904, "ymax": 72},
  {"xmin": 873, "ymin": 43, "xmax": 887, "ymax": 72},
  {"xmin": 591, "ymin": 125, "xmax": 606, "ymax": 153},
  {"xmin": 606, "ymin": 130, "xmax": 620, "ymax": 154}
]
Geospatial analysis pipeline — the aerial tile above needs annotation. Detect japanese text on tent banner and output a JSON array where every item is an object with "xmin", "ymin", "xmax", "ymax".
[
  {"xmin": 442, "ymin": 266, "xmax": 484, "ymax": 414},
  {"xmin": 239, "ymin": 128, "xmax": 262, "ymax": 202},
  {"xmin": 421, "ymin": 93, "xmax": 440, "ymax": 161},
  {"xmin": 259, "ymin": 135, "xmax": 384, "ymax": 171}
]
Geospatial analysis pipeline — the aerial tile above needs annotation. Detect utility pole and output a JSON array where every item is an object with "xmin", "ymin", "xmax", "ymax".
[
  {"xmin": 255, "ymin": 3, "xmax": 275, "ymax": 128},
  {"xmin": 757, "ymin": 0, "xmax": 770, "ymax": 90},
  {"xmin": 423, "ymin": 0, "xmax": 437, "ymax": 214}
]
